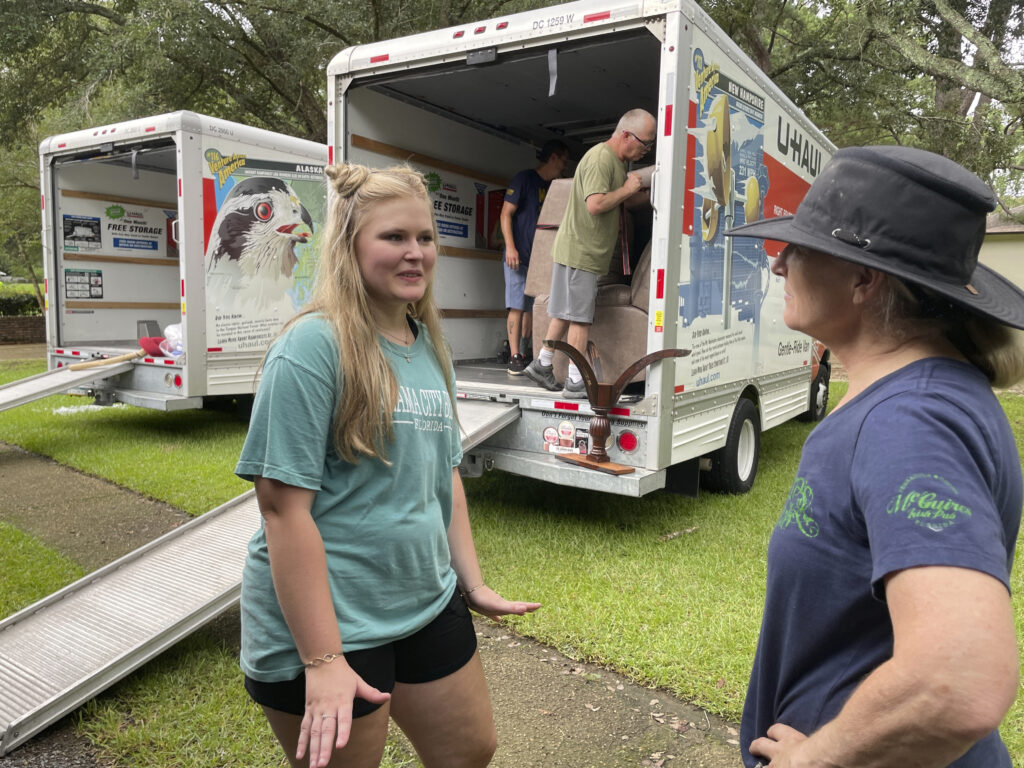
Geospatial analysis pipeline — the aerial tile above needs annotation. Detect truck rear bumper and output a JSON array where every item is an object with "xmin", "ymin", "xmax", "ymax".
[{"xmin": 461, "ymin": 447, "xmax": 666, "ymax": 497}]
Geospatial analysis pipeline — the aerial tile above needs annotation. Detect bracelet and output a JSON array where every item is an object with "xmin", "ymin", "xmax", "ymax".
[
  {"xmin": 461, "ymin": 582, "xmax": 485, "ymax": 599},
  {"xmin": 304, "ymin": 651, "xmax": 344, "ymax": 669}
]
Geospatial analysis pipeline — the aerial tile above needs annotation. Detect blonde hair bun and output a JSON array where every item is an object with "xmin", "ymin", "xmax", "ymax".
[{"xmin": 325, "ymin": 164, "xmax": 374, "ymax": 197}]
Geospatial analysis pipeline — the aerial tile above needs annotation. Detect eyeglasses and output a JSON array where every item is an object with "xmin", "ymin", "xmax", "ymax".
[{"xmin": 624, "ymin": 131, "xmax": 655, "ymax": 152}]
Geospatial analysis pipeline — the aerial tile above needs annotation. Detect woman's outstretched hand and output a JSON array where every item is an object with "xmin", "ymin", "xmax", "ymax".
[{"xmin": 464, "ymin": 585, "xmax": 541, "ymax": 621}]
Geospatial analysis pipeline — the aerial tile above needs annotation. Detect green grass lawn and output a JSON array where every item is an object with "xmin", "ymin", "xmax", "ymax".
[
  {"xmin": 0, "ymin": 282, "xmax": 39, "ymax": 295},
  {"xmin": 1, "ymin": 357, "xmax": 1022, "ymax": 766}
]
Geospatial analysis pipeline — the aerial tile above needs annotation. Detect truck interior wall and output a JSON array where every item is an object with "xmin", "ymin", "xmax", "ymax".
[
  {"xmin": 53, "ymin": 153, "xmax": 180, "ymax": 347},
  {"xmin": 347, "ymin": 87, "xmax": 538, "ymax": 362}
]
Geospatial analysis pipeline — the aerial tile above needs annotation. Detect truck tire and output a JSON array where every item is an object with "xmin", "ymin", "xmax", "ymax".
[
  {"xmin": 702, "ymin": 398, "xmax": 761, "ymax": 494},
  {"xmin": 796, "ymin": 364, "xmax": 830, "ymax": 422}
]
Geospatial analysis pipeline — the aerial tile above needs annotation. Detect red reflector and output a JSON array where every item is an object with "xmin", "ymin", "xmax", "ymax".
[
  {"xmin": 328, "ymin": 145, "xmax": 334, "ymax": 165},
  {"xmin": 181, "ymin": 279, "xmax": 185, "ymax": 297},
  {"xmin": 554, "ymin": 402, "xmax": 580, "ymax": 411},
  {"xmin": 497, "ymin": 21, "xmax": 508, "ymax": 29},
  {"xmin": 164, "ymin": 359, "xmax": 175, "ymax": 365},
  {"xmin": 145, "ymin": 126, "xmax": 156, "ymax": 132},
  {"xmin": 57, "ymin": 142, "xmax": 66, "ymax": 148},
  {"xmin": 71, "ymin": 350, "xmax": 80, "ymax": 356},
  {"xmin": 370, "ymin": 54, "xmax": 389, "ymax": 63},
  {"xmin": 41, "ymin": 194, "xmax": 45, "ymax": 210},
  {"xmin": 207, "ymin": 347, "xmax": 223, "ymax": 353},
  {"xmin": 474, "ymin": 26, "xmax": 486, "ymax": 33},
  {"xmin": 55, "ymin": 348, "xmax": 63, "ymax": 354},
  {"xmin": 178, "ymin": 178, "xmax": 182, "ymax": 197},
  {"xmin": 664, "ymin": 104, "xmax": 672, "ymax": 136},
  {"xmin": 56, "ymin": 362, "xmax": 63, "ymax": 368},
  {"xmin": 674, "ymin": 384, "xmax": 685, "ymax": 394},
  {"xmin": 454, "ymin": 30, "xmax": 465, "ymax": 38},
  {"xmin": 610, "ymin": 407, "xmax": 630, "ymax": 416},
  {"xmin": 584, "ymin": 11, "xmax": 610, "ymax": 22},
  {"xmin": 174, "ymin": 375, "xmax": 182, "ymax": 388},
  {"xmin": 144, "ymin": 358, "xmax": 155, "ymax": 364},
  {"xmin": 656, "ymin": 269, "xmax": 665, "ymax": 300},
  {"xmin": 617, "ymin": 431, "xmax": 639, "ymax": 453}
]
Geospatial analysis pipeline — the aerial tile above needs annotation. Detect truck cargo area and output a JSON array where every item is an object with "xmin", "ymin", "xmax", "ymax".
[
  {"xmin": 334, "ymin": 0, "xmax": 833, "ymax": 495},
  {"xmin": 49, "ymin": 141, "xmax": 181, "ymax": 351}
]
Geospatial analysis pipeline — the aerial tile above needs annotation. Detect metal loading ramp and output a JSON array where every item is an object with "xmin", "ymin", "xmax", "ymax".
[
  {"xmin": 0, "ymin": 361, "xmax": 136, "ymax": 413},
  {"xmin": 0, "ymin": 492, "xmax": 261, "ymax": 755},
  {"xmin": 0, "ymin": 397, "xmax": 519, "ymax": 755}
]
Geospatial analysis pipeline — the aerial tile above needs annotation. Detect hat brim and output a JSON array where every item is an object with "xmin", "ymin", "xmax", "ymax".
[{"xmin": 726, "ymin": 216, "xmax": 1024, "ymax": 330}]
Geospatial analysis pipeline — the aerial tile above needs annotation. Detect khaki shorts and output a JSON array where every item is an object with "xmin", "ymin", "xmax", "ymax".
[{"xmin": 548, "ymin": 262, "xmax": 598, "ymax": 323}]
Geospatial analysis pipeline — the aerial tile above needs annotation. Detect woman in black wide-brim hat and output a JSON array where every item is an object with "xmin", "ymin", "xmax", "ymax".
[{"xmin": 726, "ymin": 145, "xmax": 1024, "ymax": 768}]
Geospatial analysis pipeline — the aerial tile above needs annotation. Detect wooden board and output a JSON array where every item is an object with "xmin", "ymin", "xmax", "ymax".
[
  {"xmin": 351, "ymin": 135, "xmax": 507, "ymax": 187},
  {"xmin": 440, "ymin": 309, "xmax": 507, "ymax": 319},
  {"xmin": 554, "ymin": 453, "xmax": 636, "ymax": 475},
  {"xmin": 64, "ymin": 301, "xmax": 179, "ymax": 310},
  {"xmin": 61, "ymin": 188, "xmax": 176, "ymax": 210},
  {"xmin": 63, "ymin": 253, "xmax": 179, "ymax": 268}
]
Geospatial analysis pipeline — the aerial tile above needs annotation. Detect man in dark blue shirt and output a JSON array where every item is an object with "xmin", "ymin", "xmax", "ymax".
[{"xmin": 500, "ymin": 140, "xmax": 569, "ymax": 375}]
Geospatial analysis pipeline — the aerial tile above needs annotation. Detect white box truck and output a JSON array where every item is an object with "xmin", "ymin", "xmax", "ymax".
[
  {"xmin": 35, "ymin": 111, "xmax": 327, "ymax": 410},
  {"xmin": 327, "ymin": 0, "xmax": 834, "ymax": 497}
]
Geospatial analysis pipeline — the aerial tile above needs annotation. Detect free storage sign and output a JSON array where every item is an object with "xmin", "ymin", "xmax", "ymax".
[{"xmin": 62, "ymin": 201, "xmax": 170, "ymax": 258}]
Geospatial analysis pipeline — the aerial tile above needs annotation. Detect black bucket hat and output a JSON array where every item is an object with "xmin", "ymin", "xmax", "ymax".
[{"xmin": 726, "ymin": 145, "xmax": 1024, "ymax": 329}]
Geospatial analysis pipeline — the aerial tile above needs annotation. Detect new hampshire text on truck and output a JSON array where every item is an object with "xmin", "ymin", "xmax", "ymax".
[{"xmin": 327, "ymin": 0, "xmax": 834, "ymax": 497}]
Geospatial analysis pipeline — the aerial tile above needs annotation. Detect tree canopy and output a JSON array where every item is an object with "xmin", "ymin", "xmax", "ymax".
[{"xmin": 1, "ymin": 0, "xmax": 1022, "ymax": 278}]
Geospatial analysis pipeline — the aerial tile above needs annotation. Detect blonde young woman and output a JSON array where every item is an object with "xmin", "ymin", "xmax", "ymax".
[
  {"xmin": 727, "ymin": 146, "xmax": 1024, "ymax": 768},
  {"xmin": 235, "ymin": 164, "xmax": 540, "ymax": 768}
]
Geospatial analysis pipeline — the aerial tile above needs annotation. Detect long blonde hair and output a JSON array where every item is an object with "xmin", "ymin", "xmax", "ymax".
[
  {"xmin": 283, "ymin": 163, "xmax": 453, "ymax": 462},
  {"xmin": 878, "ymin": 275, "xmax": 1024, "ymax": 388}
]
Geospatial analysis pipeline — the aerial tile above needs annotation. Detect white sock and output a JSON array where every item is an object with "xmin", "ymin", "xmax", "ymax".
[
  {"xmin": 567, "ymin": 364, "xmax": 583, "ymax": 384},
  {"xmin": 539, "ymin": 347, "xmax": 553, "ymax": 366}
]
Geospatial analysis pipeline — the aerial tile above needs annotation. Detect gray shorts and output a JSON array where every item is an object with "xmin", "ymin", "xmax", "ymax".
[{"xmin": 548, "ymin": 262, "xmax": 598, "ymax": 323}]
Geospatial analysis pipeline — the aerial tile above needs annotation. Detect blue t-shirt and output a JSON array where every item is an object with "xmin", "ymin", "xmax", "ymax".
[
  {"xmin": 742, "ymin": 358, "xmax": 1020, "ymax": 767},
  {"xmin": 504, "ymin": 168, "xmax": 550, "ymax": 268},
  {"xmin": 235, "ymin": 315, "xmax": 463, "ymax": 682}
]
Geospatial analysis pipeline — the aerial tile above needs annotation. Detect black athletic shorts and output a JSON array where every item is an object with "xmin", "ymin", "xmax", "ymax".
[{"xmin": 243, "ymin": 587, "xmax": 476, "ymax": 718}]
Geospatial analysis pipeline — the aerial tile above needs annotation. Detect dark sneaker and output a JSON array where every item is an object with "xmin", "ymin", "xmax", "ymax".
[
  {"xmin": 561, "ymin": 377, "xmax": 588, "ymax": 399},
  {"xmin": 507, "ymin": 353, "xmax": 526, "ymax": 375},
  {"xmin": 524, "ymin": 359, "xmax": 560, "ymax": 391}
]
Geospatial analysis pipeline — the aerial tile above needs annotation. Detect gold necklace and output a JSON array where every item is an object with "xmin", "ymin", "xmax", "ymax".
[{"xmin": 378, "ymin": 324, "xmax": 412, "ymax": 363}]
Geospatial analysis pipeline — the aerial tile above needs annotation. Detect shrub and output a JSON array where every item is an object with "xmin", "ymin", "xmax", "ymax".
[{"xmin": 0, "ymin": 291, "xmax": 41, "ymax": 316}]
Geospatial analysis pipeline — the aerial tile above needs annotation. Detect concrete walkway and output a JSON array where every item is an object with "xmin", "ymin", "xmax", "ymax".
[{"xmin": 0, "ymin": 343, "xmax": 742, "ymax": 767}]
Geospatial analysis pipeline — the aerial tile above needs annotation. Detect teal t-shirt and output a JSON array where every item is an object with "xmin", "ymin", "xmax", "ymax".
[
  {"xmin": 235, "ymin": 314, "xmax": 463, "ymax": 682},
  {"xmin": 551, "ymin": 142, "xmax": 627, "ymax": 274}
]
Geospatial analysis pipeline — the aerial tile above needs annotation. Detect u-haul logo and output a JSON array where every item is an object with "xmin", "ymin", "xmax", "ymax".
[{"xmin": 776, "ymin": 117, "xmax": 822, "ymax": 178}]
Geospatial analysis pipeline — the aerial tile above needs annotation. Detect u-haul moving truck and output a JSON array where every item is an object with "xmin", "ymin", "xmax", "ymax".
[
  {"xmin": 38, "ymin": 111, "xmax": 327, "ymax": 410},
  {"xmin": 340, "ymin": 0, "xmax": 831, "ymax": 497},
  {"xmin": 328, "ymin": 0, "xmax": 834, "ymax": 497}
]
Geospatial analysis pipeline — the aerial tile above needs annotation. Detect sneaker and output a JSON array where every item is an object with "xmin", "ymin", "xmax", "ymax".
[
  {"xmin": 521, "ymin": 340, "xmax": 533, "ymax": 364},
  {"xmin": 561, "ymin": 377, "xmax": 588, "ymax": 399},
  {"xmin": 524, "ymin": 359, "xmax": 560, "ymax": 391},
  {"xmin": 507, "ymin": 353, "xmax": 526, "ymax": 375}
]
